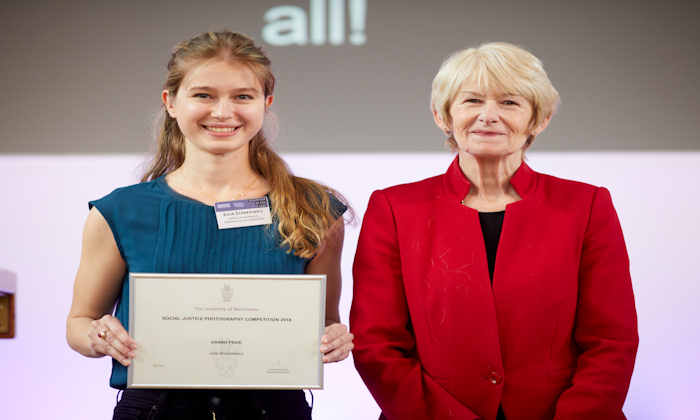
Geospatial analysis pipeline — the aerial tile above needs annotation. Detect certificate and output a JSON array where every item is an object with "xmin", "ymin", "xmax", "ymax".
[{"xmin": 127, "ymin": 273, "xmax": 326, "ymax": 389}]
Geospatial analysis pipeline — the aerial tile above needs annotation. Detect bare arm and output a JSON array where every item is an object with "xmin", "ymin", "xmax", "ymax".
[
  {"xmin": 306, "ymin": 217, "xmax": 353, "ymax": 363},
  {"xmin": 66, "ymin": 207, "xmax": 137, "ymax": 366}
]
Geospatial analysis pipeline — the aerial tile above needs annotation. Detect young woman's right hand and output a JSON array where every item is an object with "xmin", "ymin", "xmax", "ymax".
[{"xmin": 89, "ymin": 314, "xmax": 138, "ymax": 366}]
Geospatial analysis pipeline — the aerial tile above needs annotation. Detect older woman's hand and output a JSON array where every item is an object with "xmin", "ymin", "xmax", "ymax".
[
  {"xmin": 320, "ymin": 323, "xmax": 354, "ymax": 363},
  {"xmin": 89, "ymin": 314, "xmax": 138, "ymax": 366}
]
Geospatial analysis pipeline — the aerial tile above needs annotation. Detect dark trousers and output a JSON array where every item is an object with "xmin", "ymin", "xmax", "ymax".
[{"xmin": 113, "ymin": 389, "xmax": 311, "ymax": 420}]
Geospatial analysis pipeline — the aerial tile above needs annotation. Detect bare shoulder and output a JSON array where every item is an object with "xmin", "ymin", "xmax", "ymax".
[
  {"xmin": 69, "ymin": 206, "xmax": 126, "ymax": 323},
  {"xmin": 83, "ymin": 207, "xmax": 115, "ymax": 242},
  {"xmin": 81, "ymin": 207, "xmax": 123, "ymax": 264}
]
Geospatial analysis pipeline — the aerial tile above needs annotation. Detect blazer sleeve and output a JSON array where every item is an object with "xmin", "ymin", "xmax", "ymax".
[
  {"xmin": 554, "ymin": 187, "xmax": 639, "ymax": 419},
  {"xmin": 351, "ymin": 190, "xmax": 480, "ymax": 420}
]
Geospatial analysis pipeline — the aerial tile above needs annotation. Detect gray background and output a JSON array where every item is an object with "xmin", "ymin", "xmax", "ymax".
[{"xmin": 1, "ymin": 0, "xmax": 698, "ymax": 154}]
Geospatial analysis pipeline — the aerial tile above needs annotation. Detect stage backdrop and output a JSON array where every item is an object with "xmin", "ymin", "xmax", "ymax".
[
  {"xmin": 1, "ymin": 0, "xmax": 699, "ymax": 419},
  {"xmin": 1, "ymin": 0, "xmax": 698, "ymax": 154}
]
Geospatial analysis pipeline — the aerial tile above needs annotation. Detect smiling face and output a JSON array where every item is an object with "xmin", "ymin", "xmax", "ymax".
[
  {"xmin": 431, "ymin": 43, "xmax": 559, "ymax": 158},
  {"xmin": 439, "ymin": 82, "xmax": 547, "ymax": 159},
  {"xmin": 163, "ymin": 58, "xmax": 273, "ymax": 157}
]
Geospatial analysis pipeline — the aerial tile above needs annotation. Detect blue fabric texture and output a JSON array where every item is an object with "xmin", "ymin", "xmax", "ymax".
[{"xmin": 89, "ymin": 176, "xmax": 346, "ymax": 389}]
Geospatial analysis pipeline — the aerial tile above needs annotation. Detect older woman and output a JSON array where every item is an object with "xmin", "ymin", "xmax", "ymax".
[{"xmin": 350, "ymin": 43, "xmax": 638, "ymax": 420}]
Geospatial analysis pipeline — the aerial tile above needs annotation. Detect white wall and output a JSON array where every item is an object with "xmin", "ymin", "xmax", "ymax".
[{"xmin": 1, "ymin": 152, "xmax": 698, "ymax": 419}]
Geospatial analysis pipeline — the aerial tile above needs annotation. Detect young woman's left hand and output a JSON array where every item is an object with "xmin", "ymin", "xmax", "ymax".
[{"xmin": 320, "ymin": 323, "xmax": 354, "ymax": 363}]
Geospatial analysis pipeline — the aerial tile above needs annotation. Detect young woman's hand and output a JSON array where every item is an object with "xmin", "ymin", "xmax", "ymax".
[
  {"xmin": 320, "ymin": 323, "xmax": 354, "ymax": 363},
  {"xmin": 89, "ymin": 314, "xmax": 138, "ymax": 366}
]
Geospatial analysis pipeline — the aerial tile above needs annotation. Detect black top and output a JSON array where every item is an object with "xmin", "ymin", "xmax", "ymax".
[
  {"xmin": 478, "ymin": 211, "xmax": 505, "ymax": 284},
  {"xmin": 479, "ymin": 210, "xmax": 508, "ymax": 420}
]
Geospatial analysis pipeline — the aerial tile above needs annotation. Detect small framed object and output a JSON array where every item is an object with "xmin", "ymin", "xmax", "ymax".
[{"xmin": 0, "ymin": 293, "xmax": 14, "ymax": 338}]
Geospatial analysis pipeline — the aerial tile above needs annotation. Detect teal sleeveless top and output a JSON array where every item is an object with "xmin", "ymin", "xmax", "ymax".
[{"xmin": 89, "ymin": 176, "xmax": 346, "ymax": 389}]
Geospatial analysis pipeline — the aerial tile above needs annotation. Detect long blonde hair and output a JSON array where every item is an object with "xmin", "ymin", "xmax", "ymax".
[{"xmin": 142, "ymin": 31, "xmax": 349, "ymax": 258}]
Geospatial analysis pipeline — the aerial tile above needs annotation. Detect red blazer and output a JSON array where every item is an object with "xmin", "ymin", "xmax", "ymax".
[{"xmin": 351, "ymin": 157, "xmax": 638, "ymax": 420}]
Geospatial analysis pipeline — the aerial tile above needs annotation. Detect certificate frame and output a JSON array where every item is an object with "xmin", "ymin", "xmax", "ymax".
[{"xmin": 127, "ymin": 273, "xmax": 326, "ymax": 390}]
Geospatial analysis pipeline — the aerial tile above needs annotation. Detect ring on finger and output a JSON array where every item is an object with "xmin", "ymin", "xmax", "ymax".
[{"xmin": 97, "ymin": 329, "xmax": 109, "ymax": 340}]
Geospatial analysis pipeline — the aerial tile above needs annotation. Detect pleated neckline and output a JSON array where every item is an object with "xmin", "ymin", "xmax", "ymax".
[{"xmin": 155, "ymin": 175, "xmax": 270, "ymax": 207}]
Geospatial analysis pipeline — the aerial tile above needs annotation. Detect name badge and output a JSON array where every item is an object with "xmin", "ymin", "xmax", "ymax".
[{"xmin": 214, "ymin": 197, "xmax": 272, "ymax": 229}]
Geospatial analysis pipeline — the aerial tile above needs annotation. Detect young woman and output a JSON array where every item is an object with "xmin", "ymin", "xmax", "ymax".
[{"xmin": 67, "ymin": 31, "xmax": 353, "ymax": 420}]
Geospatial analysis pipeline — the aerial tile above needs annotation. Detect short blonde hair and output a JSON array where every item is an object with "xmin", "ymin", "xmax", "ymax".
[{"xmin": 431, "ymin": 42, "xmax": 560, "ymax": 149}]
